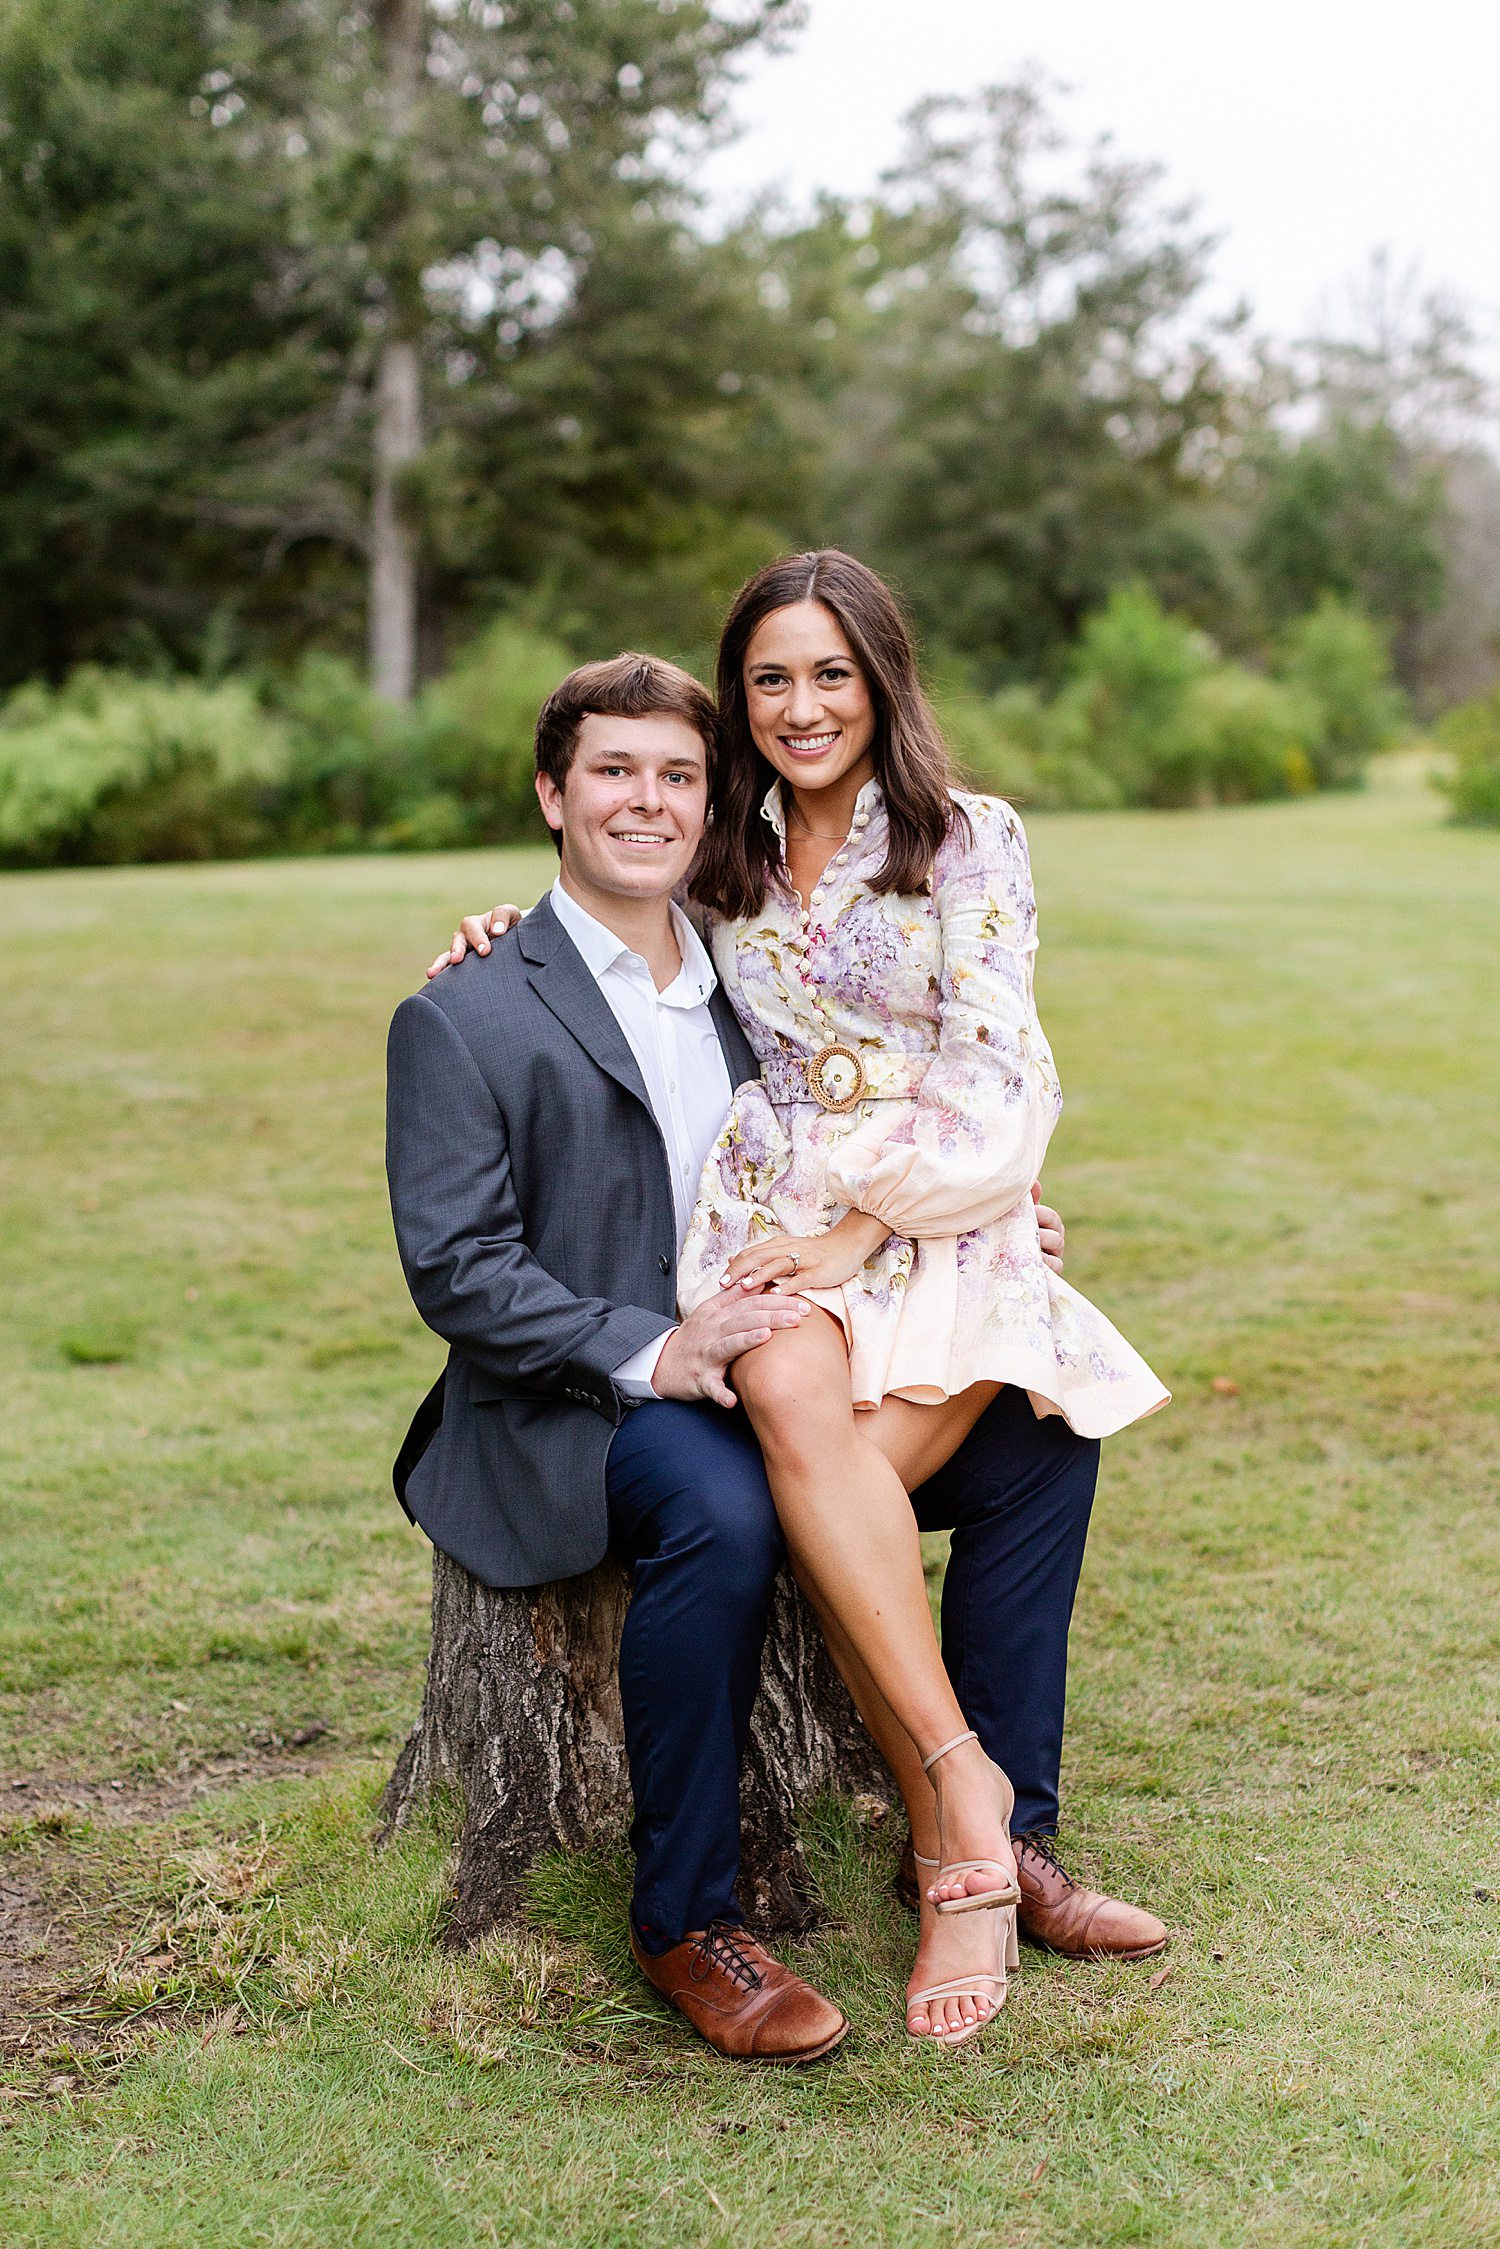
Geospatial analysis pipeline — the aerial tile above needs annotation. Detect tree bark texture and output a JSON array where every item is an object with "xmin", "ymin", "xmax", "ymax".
[
  {"xmin": 369, "ymin": 336, "xmax": 422, "ymax": 703},
  {"xmin": 368, "ymin": 0, "xmax": 425, "ymax": 704},
  {"xmin": 381, "ymin": 1549, "xmax": 893, "ymax": 1944}
]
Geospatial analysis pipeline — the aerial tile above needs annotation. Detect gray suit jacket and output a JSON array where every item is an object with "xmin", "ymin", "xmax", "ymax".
[{"xmin": 385, "ymin": 891, "xmax": 758, "ymax": 1587}]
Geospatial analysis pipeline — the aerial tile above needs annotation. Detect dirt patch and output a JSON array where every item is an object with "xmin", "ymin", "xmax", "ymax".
[
  {"xmin": 0, "ymin": 1742, "xmax": 343, "ymax": 2066},
  {"xmin": 2, "ymin": 1740, "xmax": 335, "ymax": 1828},
  {"xmin": 0, "ymin": 1857, "xmax": 88, "ymax": 2072}
]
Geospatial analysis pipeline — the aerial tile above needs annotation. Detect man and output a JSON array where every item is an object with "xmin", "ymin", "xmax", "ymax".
[{"xmin": 386, "ymin": 652, "xmax": 1166, "ymax": 2064}]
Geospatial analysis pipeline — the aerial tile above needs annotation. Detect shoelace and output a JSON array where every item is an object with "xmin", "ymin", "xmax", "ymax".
[
  {"xmin": 1013, "ymin": 1831, "xmax": 1076, "ymax": 1889},
  {"xmin": 689, "ymin": 1920, "xmax": 764, "ymax": 1991}
]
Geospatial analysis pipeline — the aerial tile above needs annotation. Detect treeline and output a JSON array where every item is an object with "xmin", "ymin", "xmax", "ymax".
[{"xmin": 2, "ymin": 1, "xmax": 1497, "ymax": 861}]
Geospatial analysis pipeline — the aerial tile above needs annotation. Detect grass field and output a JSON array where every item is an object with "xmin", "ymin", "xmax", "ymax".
[{"xmin": 1, "ymin": 760, "xmax": 1497, "ymax": 2247}]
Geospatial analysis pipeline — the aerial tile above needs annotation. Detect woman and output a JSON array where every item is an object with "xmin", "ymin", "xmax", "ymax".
[{"xmin": 436, "ymin": 551, "xmax": 1167, "ymax": 2043}]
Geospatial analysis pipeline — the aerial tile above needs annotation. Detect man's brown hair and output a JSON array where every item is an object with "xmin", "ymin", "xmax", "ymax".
[{"xmin": 533, "ymin": 653, "xmax": 718, "ymax": 792}]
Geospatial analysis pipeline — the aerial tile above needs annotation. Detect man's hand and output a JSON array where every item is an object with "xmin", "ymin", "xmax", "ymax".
[
  {"xmin": 427, "ymin": 904, "xmax": 524, "ymax": 980},
  {"xmin": 1033, "ymin": 1183, "xmax": 1065, "ymax": 1277},
  {"xmin": 652, "ymin": 1284, "xmax": 812, "ymax": 1409}
]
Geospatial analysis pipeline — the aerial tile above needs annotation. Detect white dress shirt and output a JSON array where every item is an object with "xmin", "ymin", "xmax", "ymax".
[{"xmin": 548, "ymin": 878, "xmax": 733, "ymax": 1396}]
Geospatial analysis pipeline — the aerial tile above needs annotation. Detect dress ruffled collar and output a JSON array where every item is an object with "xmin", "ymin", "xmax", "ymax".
[{"xmin": 758, "ymin": 775, "xmax": 884, "ymax": 847}]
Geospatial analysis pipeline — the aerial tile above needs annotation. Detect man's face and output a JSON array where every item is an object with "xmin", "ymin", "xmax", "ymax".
[{"xmin": 537, "ymin": 712, "xmax": 708, "ymax": 908}]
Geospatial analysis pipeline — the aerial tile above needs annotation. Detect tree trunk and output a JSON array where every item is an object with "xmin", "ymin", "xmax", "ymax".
[
  {"xmin": 381, "ymin": 1550, "xmax": 893, "ymax": 1944},
  {"xmin": 369, "ymin": 336, "xmax": 422, "ymax": 703},
  {"xmin": 368, "ymin": 0, "xmax": 426, "ymax": 704}
]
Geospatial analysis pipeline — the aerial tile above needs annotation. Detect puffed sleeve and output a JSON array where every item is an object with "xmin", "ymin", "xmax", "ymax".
[{"xmin": 823, "ymin": 796, "xmax": 1062, "ymax": 1237}]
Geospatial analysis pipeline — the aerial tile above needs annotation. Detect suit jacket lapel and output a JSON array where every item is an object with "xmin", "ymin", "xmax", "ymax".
[
  {"xmin": 518, "ymin": 896, "xmax": 656, "ymax": 1120},
  {"xmin": 520, "ymin": 891, "xmax": 758, "ymax": 1109}
]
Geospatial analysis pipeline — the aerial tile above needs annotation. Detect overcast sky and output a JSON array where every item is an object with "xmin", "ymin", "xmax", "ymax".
[{"xmin": 700, "ymin": 0, "xmax": 1498, "ymax": 363}]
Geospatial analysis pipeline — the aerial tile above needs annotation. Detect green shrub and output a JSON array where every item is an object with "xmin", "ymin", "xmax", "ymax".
[
  {"xmin": 1031, "ymin": 586, "xmax": 1391, "ymax": 810},
  {"xmin": 0, "ymin": 615, "xmax": 580, "ymax": 870},
  {"xmin": 1030, "ymin": 743, "xmax": 1125, "ymax": 810},
  {"xmin": 1437, "ymin": 689, "xmax": 1500, "ymax": 827},
  {"xmin": 1155, "ymin": 670, "xmax": 1317, "ymax": 806},
  {"xmin": 0, "ymin": 598, "xmax": 1413, "ymax": 867},
  {"xmin": 263, "ymin": 657, "xmax": 418, "ymax": 853},
  {"xmin": 934, "ymin": 608, "xmax": 1317, "ymax": 815},
  {"xmin": 1059, "ymin": 585, "xmax": 1214, "ymax": 804},
  {"xmin": 1271, "ymin": 598, "xmax": 1405, "ymax": 788},
  {"xmin": 930, "ymin": 669, "xmax": 1040, "ymax": 802},
  {"xmin": 932, "ymin": 670, "xmax": 1129, "ymax": 811},
  {"xmin": 411, "ymin": 616, "xmax": 578, "ymax": 846},
  {"xmin": 259, "ymin": 619, "xmax": 576, "ymax": 855},
  {"xmin": 0, "ymin": 671, "xmax": 290, "ymax": 867}
]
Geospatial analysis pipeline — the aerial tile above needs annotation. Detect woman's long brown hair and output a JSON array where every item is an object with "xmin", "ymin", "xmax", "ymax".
[{"xmin": 691, "ymin": 550, "xmax": 968, "ymax": 921}]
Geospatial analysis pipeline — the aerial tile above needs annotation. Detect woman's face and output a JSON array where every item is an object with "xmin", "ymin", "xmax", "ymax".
[{"xmin": 743, "ymin": 600, "xmax": 877, "ymax": 801}]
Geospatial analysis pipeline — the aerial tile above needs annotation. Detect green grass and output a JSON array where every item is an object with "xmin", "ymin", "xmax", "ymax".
[{"xmin": 1, "ymin": 762, "xmax": 1497, "ymax": 2246}]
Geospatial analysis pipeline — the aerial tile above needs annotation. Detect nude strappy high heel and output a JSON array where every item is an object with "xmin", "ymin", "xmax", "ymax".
[
  {"xmin": 921, "ymin": 1730, "xmax": 1022, "ymax": 1916},
  {"xmin": 905, "ymin": 1851, "xmax": 1020, "ymax": 2047}
]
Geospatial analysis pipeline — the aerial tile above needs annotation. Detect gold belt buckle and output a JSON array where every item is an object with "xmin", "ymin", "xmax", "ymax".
[{"xmin": 805, "ymin": 1042, "xmax": 867, "ymax": 1112}]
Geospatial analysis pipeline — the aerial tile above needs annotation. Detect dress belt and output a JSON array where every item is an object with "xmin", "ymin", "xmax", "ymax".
[{"xmin": 761, "ymin": 1046, "xmax": 932, "ymax": 1113}]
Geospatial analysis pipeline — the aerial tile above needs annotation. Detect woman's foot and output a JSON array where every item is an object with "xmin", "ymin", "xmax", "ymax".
[
  {"xmin": 925, "ymin": 1735, "xmax": 1020, "ymax": 1910},
  {"xmin": 905, "ymin": 1866, "xmax": 1015, "ymax": 2042}
]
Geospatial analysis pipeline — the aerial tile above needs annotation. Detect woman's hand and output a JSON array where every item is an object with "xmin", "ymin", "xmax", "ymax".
[
  {"xmin": 426, "ymin": 904, "xmax": 524, "ymax": 980},
  {"xmin": 721, "ymin": 1211, "xmax": 890, "ymax": 1296},
  {"xmin": 722, "ymin": 1190, "xmax": 1063, "ymax": 1294}
]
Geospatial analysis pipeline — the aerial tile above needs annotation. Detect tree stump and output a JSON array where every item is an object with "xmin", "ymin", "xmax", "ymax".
[{"xmin": 380, "ymin": 1549, "xmax": 892, "ymax": 1942}]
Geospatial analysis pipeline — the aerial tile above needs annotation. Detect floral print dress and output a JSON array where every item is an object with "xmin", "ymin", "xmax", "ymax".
[{"xmin": 677, "ymin": 779, "xmax": 1169, "ymax": 1439}]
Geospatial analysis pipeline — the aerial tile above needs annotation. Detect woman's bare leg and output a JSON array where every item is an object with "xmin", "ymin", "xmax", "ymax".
[
  {"xmin": 778, "ymin": 1382, "xmax": 1007, "ymax": 2036},
  {"xmin": 734, "ymin": 1314, "xmax": 1018, "ymax": 1919},
  {"xmin": 794, "ymin": 1589, "xmax": 1003, "ymax": 2036},
  {"xmin": 816, "ymin": 1380, "xmax": 1003, "ymax": 1859},
  {"xmin": 865, "ymin": 1387, "xmax": 1002, "ymax": 1501}
]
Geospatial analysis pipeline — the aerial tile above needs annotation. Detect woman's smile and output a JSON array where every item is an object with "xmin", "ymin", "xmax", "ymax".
[{"xmin": 778, "ymin": 728, "xmax": 843, "ymax": 761}]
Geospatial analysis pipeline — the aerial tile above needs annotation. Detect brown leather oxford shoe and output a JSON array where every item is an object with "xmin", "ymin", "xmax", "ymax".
[
  {"xmin": 630, "ymin": 1920, "xmax": 849, "ymax": 2063},
  {"xmin": 896, "ymin": 1833, "xmax": 1169, "ymax": 1962},
  {"xmin": 1011, "ymin": 1832, "xmax": 1169, "ymax": 1959}
]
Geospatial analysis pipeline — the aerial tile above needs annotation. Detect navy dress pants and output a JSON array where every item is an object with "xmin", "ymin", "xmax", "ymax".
[{"xmin": 605, "ymin": 1385, "xmax": 1100, "ymax": 1944}]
